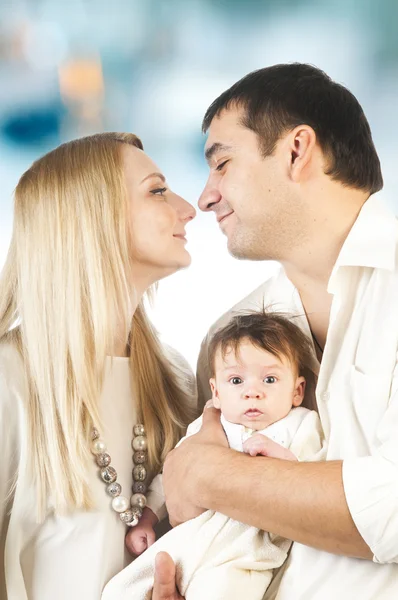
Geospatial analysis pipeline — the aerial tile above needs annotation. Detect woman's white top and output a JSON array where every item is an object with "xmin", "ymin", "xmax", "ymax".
[{"xmin": 0, "ymin": 340, "xmax": 195, "ymax": 600}]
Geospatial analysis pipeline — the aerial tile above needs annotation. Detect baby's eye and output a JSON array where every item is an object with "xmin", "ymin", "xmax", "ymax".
[
  {"xmin": 264, "ymin": 376, "xmax": 277, "ymax": 384},
  {"xmin": 230, "ymin": 377, "xmax": 243, "ymax": 385}
]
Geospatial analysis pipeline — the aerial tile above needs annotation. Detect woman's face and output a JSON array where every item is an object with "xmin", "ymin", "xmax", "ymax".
[{"xmin": 123, "ymin": 145, "xmax": 196, "ymax": 287}]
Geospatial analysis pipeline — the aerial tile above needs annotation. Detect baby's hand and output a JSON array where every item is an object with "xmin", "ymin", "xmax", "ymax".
[
  {"xmin": 125, "ymin": 507, "xmax": 158, "ymax": 556},
  {"xmin": 243, "ymin": 433, "xmax": 298, "ymax": 461}
]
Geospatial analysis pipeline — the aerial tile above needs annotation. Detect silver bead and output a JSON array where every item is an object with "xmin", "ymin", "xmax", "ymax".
[
  {"xmin": 101, "ymin": 466, "xmax": 117, "ymax": 483},
  {"xmin": 91, "ymin": 439, "xmax": 107, "ymax": 455},
  {"xmin": 91, "ymin": 428, "xmax": 100, "ymax": 440},
  {"xmin": 96, "ymin": 453, "xmax": 111, "ymax": 467},
  {"xmin": 112, "ymin": 495, "xmax": 130, "ymax": 513},
  {"xmin": 133, "ymin": 424, "xmax": 146, "ymax": 436},
  {"xmin": 133, "ymin": 465, "xmax": 147, "ymax": 481},
  {"xmin": 107, "ymin": 482, "xmax": 122, "ymax": 497},
  {"xmin": 119, "ymin": 509, "xmax": 134, "ymax": 524},
  {"xmin": 132, "ymin": 435, "xmax": 147, "ymax": 452},
  {"xmin": 125, "ymin": 506, "xmax": 143, "ymax": 527},
  {"xmin": 131, "ymin": 493, "xmax": 146, "ymax": 509},
  {"xmin": 133, "ymin": 451, "xmax": 146, "ymax": 464},
  {"xmin": 133, "ymin": 481, "xmax": 147, "ymax": 494}
]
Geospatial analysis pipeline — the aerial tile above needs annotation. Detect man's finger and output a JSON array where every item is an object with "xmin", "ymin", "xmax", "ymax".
[
  {"xmin": 200, "ymin": 405, "xmax": 229, "ymax": 447},
  {"xmin": 201, "ymin": 405, "xmax": 222, "ymax": 427},
  {"xmin": 152, "ymin": 552, "xmax": 180, "ymax": 600}
]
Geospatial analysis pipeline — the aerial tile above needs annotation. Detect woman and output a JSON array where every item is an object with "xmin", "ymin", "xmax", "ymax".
[{"xmin": 0, "ymin": 132, "xmax": 197, "ymax": 599}]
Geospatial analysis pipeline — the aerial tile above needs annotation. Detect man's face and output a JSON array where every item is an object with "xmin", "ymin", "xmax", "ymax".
[{"xmin": 199, "ymin": 106, "xmax": 306, "ymax": 261}]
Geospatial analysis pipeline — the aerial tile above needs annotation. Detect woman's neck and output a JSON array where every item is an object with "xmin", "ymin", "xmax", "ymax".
[{"xmin": 110, "ymin": 283, "xmax": 146, "ymax": 357}]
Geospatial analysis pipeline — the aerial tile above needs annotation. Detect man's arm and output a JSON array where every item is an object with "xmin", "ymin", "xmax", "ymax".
[
  {"xmin": 198, "ymin": 449, "xmax": 370, "ymax": 558},
  {"xmin": 162, "ymin": 407, "xmax": 372, "ymax": 560}
]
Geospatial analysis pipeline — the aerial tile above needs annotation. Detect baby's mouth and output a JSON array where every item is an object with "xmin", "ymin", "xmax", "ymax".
[{"xmin": 244, "ymin": 409, "xmax": 263, "ymax": 418}]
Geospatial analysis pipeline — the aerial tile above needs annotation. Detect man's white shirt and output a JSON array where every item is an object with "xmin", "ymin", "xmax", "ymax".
[{"xmin": 197, "ymin": 195, "xmax": 398, "ymax": 599}]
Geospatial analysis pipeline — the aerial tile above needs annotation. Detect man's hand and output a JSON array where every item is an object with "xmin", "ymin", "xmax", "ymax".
[
  {"xmin": 243, "ymin": 433, "xmax": 298, "ymax": 461},
  {"xmin": 151, "ymin": 552, "xmax": 183, "ymax": 600},
  {"xmin": 162, "ymin": 403, "xmax": 229, "ymax": 527}
]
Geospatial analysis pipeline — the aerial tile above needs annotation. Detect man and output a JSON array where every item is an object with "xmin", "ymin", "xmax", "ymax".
[{"xmin": 152, "ymin": 63, "xmax": 398, "ymax": 599}]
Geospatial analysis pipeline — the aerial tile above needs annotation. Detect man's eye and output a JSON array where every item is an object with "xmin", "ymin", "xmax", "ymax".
[
  {"xmin": 216, "ymin": 160, "xmax": 229, "ymax": 172},
  {"xmin": 230, "ymin": 377, "xmax": 243, "ymax": 385},
  {"xmin": 264, "ymin": 376, "xmax": 277, "ymax": 384},
  {"xmin": 151, "ymin": 187, "xmax": 167, "ymax": 196}
]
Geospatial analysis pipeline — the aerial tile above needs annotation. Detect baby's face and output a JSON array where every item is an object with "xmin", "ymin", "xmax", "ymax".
[{"xmin": 210, "ymin": 340, "xmax": 305, "ymax": 430}]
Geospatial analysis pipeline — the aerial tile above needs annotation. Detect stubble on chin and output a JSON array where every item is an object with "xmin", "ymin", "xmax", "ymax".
[{"xmin": 227, "ymin": 229, "xmax": 275, "ymax": 261}]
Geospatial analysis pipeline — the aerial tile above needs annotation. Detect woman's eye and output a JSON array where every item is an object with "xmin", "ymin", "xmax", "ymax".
[
  {"xmin": 264, "ymin": 376, "xmax": 277, "ymax": 384},
  {"xmin": 151, "ymin": 187, "xmax": 167, "ymax": 196},
  {"xmin": 216, "ymin": 160, "xmax": 229, "ymax": 172},
  {"xmin": 230, "ymin": 377, "xmax": 243, "ymax": 385}
]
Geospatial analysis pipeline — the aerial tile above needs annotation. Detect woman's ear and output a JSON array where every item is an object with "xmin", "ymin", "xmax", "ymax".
[
  {"xmin": 209, "ymin": 378, "xmax": 221, "ymax": 409},
  {"xmin": 292, "ymin": 376, "xmax": 306, "ymax": 407}
]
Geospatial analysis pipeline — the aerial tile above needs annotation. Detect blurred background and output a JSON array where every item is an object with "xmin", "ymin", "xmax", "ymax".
[{"xmin": 1, "ymin": 0, "xmax": 397, "ymax": 368}]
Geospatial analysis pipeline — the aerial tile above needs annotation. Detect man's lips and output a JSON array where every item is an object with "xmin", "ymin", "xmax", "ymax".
[
  {"xmin": 217, "ymin": 211, "xmax": 233, "ymax": 224},
  {"xmin": 173, "ymin": 233, "xmax": 187, "ymax": 241}
]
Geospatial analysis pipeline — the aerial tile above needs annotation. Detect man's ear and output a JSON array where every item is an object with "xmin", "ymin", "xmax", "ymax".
[
  {"xmin": 292, "ymin": 376, "xmax": 306, "ymax": 407},
  {"xmin": 209, "ymin": 378, "xmax": 221, "ymax": 409},
  {"xmin": 284, "ymin": 125, "xmax": 317, "ymax": 183}
]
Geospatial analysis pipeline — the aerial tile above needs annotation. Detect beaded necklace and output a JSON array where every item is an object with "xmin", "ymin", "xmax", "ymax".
[{"xmin": 90, "ymin": 424, "xmax": 148, "ymax": 526}]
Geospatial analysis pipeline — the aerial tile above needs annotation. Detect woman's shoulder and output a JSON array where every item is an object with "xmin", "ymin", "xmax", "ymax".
[
  {"xmin": 0, "ymin": 333, "xmax": 25, "ymax": 407},
  {"xmin": 0, "ymin": 332, "xmax": 23, "ymax": 369},
  {"xmin": 162, "ymin": 343, "xmax": 197, "ymax": 409},
  {"xmin": 162, "ymin": 343, "xmax": 191, "ymax": 371},
  {"xmin": 0, "ymin": 335, "xmax": 26, "ymax": 505}
]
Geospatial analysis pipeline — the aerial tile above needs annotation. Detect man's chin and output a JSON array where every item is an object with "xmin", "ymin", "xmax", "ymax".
[{"xmin": 227, "ymin": 239, "xmax": 266, "ymax": 261}]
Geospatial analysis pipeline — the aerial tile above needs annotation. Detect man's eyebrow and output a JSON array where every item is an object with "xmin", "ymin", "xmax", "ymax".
[{"xmin": 204, "ymin": 143, "xmax": 233, "ymax": 164}]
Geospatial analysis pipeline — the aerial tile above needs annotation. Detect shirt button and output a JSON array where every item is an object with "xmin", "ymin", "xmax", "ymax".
[{"xmin": 322, "ymin": 391, "xmax": 330, "ymax": 401}]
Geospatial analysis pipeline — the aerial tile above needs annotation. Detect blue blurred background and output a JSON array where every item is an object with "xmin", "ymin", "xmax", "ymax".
[{"xmin": 1, "ymin": 0, "xmax": 397, "ymax": 367}]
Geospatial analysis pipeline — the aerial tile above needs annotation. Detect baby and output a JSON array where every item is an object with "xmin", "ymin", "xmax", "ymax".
[{"xmin": 102, "ymin": 311, "xmax": 324, "ymax": 600}]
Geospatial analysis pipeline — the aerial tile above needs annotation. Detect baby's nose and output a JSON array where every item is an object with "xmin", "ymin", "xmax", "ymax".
[{"xmin": 244, "ymin": 389, "xmax": 264, "ymax": 399}]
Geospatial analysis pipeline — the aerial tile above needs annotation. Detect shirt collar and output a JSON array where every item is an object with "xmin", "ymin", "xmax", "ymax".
[
  {"xmin": 220, "ymin": 414, "xmax": 243, "ymax": 451},
  {"xmin": 328, "ymin": 195, "xmax": 397, "ymax": 293}
]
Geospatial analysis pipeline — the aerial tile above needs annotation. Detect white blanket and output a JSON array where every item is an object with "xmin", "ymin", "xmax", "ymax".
[
  {"xmin": 102, "ymin": 510, "xmax": 290, "ymax": 600},
  {"xmin": 102, "ymin": 408, "xmax": 324, "ymax": 599}
]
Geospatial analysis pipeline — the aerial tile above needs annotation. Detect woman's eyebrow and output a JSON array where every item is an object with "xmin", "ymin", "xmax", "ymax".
[{"xmin": 140, "ymin": 172, "xmax": 166, "ymax": 184}]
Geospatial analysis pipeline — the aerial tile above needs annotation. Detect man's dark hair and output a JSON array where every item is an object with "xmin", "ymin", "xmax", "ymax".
[
  {"xmin": 202, "ymin": 63, "xmax": 383, "ymax": 195},
  {"xmin": 208, "ymin": 309, "xmax": 314, "ymax": 378}
]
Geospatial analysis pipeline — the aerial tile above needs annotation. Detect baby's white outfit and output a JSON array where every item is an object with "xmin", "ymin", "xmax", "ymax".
[{"xmin": 102, "ymin": 407, "xmax": 324, "ymax": 600}]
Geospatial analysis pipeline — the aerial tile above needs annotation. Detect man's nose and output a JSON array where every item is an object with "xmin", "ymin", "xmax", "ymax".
[{"xmin": 198, "ymin": 179, "xmax": 221, "ymax": 212}]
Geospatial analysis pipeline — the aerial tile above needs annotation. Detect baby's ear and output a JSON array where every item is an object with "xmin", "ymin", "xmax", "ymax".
[
  {"xmin": 292, "ymin": 376, "xmax": 306, "ymax": 407},
  {"xmin": 209, "ymin": 378, "xmax": 221, "ymax": 409}
]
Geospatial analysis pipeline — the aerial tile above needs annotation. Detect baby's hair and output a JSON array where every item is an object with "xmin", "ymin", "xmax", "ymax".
[{"xmin": 208, "ymin": 309, "xmax": 314, "ymax": 377}]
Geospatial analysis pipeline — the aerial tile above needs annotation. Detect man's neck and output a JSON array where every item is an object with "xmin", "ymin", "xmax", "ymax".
[
  {"xmin": 282, "ymin": 187, "xmax": 368, "ymax": 293},
  {"xmin": 280, "ymin": 186, "xmax": 368, "ymax": 348}
]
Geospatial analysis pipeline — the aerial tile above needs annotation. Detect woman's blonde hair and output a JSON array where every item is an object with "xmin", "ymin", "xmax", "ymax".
[{"xmin": 0, "ymin": 132, "xmax": 195, "ymax": 519}]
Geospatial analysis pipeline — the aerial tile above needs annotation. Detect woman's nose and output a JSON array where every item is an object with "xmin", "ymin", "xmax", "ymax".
[
  {"xmin": 173, "ymin": 194, "xmax": 196, "ymax": 221},
  {"xmin": 184, "ymin": 200, "xmax": 196, "ymax": 221}
]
